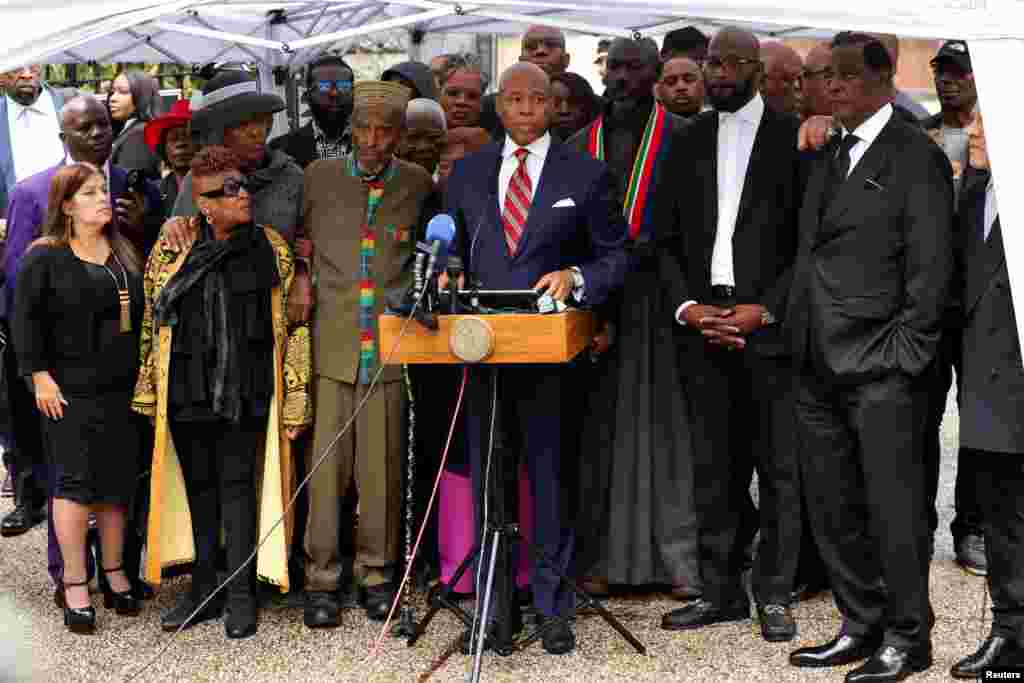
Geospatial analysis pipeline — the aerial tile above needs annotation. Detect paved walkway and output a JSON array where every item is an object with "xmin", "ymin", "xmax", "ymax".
[{"xmin": 0, "ymin": 394, "xmax": 989, "ymax": 682}]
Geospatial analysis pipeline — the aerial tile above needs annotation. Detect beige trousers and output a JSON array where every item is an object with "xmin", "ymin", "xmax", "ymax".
[{"xmin": 304, "ymin": 376, "xmax": 404, "ymax": 590}]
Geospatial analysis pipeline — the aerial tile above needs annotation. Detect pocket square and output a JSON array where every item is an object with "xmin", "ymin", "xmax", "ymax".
[{"xmin": 552, "ymin": 198, "xmax": 575, "ymax": 208}]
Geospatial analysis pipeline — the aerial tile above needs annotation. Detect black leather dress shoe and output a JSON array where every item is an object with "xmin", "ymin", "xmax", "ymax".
[
  {"xmin": 161, "ymin": 592, "xmax": 224, "ymax": 632},
  {"xmin": 790, "ymin": 633, "xmax": 881, "ymax": 668},
  {"xmin": 845, "ymin": 645, "xmax": 932, "ymax": 682},
  {"xmin": 661, "ymin": 599, "xmax": 749, "ymax": 631},
  {"xmin": 539, "ymin": 618, "xmax": 576, "ymax": 655},
  {"xmin": 225, "ymin": 596, "xmax": 258, "ymax": 639},
  {"xmin": 952, "ymin": 636, "xmax": 1021, "ymax": 678},
  {"xmin": 955, "ymin": 535, "xmax": 988, "ymax": 577},
  {"xmin": 304, "ymin": 591, "xmax": 341, "ymax": 629},
  {"xmin": 362, "ymin": 583, "xmax": 396, "ymax": 622},
  {"xmin": 758, "ymin": 603, "xmax": 796, "ymax": 642},
  {"xmin": 1, "ymin": 500, "xmax": 45, "ymax": 537}
]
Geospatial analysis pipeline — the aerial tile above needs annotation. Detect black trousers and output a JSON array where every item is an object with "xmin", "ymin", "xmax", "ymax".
[
  {"xmin": 971, "ymin": 448, "xmax": 1024, "ymax": 639},
  {"xmin": 922, "ymin": 335, "xmax": 983, "ymax": 541},
  {"xmin": 170, "ymin": 418, "xmax": 262, "ymax": 598},
  {"xmin": 796, "ymin": 369, "xmax": 932, "ymax": 650},
  {"xmin": 686, "ymin": 339, "xmax": 803, "ymax": 606}
]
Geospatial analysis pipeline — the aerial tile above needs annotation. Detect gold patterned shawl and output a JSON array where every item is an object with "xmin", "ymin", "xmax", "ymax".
[{"xmin": 132, "ymin": 222, "xmax": 312, "ymax": 592}]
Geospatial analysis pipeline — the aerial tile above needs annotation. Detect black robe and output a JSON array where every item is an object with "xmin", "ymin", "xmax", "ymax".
[{"xmin": 565, "ymin": 99, "xmax": 701, "ymax": 587}]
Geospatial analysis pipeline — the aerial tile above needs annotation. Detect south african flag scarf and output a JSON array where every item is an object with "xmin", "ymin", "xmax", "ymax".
[
  {"xmin": 351, "ymin": 156, "xmax": 396, "ymax": 384},
  {"xmin": 586, "ymin": 102, "xmax": 671, "ymax": 241}
]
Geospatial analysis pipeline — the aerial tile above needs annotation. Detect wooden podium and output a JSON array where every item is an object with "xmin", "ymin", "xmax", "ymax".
[{"xmin": 378, "ymin": 309, "xmax": 595, "ymax": 365}]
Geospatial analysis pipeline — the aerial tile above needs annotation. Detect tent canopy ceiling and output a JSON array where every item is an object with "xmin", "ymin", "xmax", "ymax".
[{"xmin": 3, "ymin": 0, "xmax": 1024, "ymax": 72}]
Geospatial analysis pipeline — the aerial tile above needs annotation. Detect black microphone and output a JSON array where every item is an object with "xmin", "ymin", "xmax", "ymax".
[{"xmin": 446, "ymin": 255, "xmax": 464, "ymax": 314}]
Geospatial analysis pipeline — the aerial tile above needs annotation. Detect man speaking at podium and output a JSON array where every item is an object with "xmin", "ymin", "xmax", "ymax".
[{"xmin": 443, "ymin": 62, "xmax": 629, "ymax": 654}]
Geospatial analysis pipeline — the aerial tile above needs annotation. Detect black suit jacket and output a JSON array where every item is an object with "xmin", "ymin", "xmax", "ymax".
[
  {"xmin": 658, "ymin": 106, "xmax": 806, "ymax": 357},
  {"xmin": 785, "ymin": 113, "xmax": 955, "ymax": 383},
  {"xmin": 957, "ymin": 170, "xmax": 1024, "ymax": 453},
  {"xmin": 268, "ymin": 122, "xmax": 319, "ymax": 169}
]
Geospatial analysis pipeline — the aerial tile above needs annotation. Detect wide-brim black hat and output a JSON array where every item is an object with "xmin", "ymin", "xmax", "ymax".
[{"xmin": 191, "ymin": 70, "xmax": 285, "ymax": 133}]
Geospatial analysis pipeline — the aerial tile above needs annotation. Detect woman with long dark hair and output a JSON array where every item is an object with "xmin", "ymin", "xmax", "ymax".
[
  {"xmin": 13, "ymin": 164, "xmax": 146, "ymax": 633},
  {"xmin": 108, "ymin": 70, "xmax": 163, "ymax": 178},
  {"xmin": 133, "ymin": 146, "xmax": 311, "ymax": 639}
]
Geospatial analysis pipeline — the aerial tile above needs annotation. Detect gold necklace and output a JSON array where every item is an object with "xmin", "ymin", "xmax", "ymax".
[{"xmin": 98, "ymin": 252, "xmax": 132, "ymax": 334}]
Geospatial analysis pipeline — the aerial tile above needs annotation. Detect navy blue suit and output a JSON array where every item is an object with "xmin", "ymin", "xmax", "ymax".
[{"xmin": 445, "ymin": 138, "xmax": 628, "ymax": 617}]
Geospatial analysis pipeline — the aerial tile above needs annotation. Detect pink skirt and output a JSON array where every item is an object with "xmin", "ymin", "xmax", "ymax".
[{"xmin": 438, "ymin": 464, "xmax": 533, "ymax": 592}]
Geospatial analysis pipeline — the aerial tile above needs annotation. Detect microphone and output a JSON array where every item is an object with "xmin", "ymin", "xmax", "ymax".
[
  {"xmin": 446, "ymin": 255, "xmax": 464, "ymax": 314},
  {"xmin": 423, "ymin": 213, "xmax": 457, "ymax": 280}
]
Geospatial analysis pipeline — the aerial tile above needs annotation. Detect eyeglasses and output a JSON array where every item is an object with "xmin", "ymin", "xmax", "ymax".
[
  {"xmin": 317, "ymin": 79, "xmax": 353, "ymax": 93},
  {"xmin": 523, "ymin": 38, "xmax": 565, "ymax": 52},
  {"xmin": 703, "ymin": 56, "xmax": 759, "ymax": 72},
  {"xmin": 199, "ymin": 176, "xmax": 249, "ymax": 199}
]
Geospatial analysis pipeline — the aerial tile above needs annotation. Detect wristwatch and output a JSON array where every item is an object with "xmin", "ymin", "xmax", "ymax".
[{"xmin": 760, "ymin": 308, "xmax": 778, "ymax": 326}]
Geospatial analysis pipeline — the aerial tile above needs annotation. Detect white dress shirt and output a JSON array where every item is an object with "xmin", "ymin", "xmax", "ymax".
[
  {"xmin": 675, "ymin": 94, "xmax": 765, "ymax": 324},
  {"xmin": 498, "ymin": 132, "xmax": 551, "ymax": 210},
  {"xmin": 839, "ymin": 103, "xmax": 892, "ymax": 177},
  {"xmin": 7, "ymin": 89, "xmax": 65, "ymax": 182},
  {"xmin": 711, "ymin": 92, "xmax": 764, "ymax": 288},
  {"xmin": 985, "ymin": 178, "xmax": 998, "ymax": 241}
]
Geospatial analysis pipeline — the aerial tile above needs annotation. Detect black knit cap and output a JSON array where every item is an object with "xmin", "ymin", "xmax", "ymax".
[{"xmin": 191, "ymin": 70, "xmax": 285, "ymax": 133}]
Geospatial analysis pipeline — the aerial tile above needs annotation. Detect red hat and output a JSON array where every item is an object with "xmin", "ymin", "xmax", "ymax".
[{"xmin": 143, "ymin": 99, "xmax": 192, "ymax": 152}]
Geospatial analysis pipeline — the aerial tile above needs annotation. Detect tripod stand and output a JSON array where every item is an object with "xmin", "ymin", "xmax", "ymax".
[{"xmin": 407, "ymin": 366, "xmax": 646, "ymax": 668}]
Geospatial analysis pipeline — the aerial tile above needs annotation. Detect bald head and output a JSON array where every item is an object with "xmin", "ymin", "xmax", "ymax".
[
  {"xmin": 762, "ymin": 42, "xmax": 802, "ymax": 72},
  {"xmin": 497, "ymin": 62, "xmax": 552, "ymax": 146},
  {"xmin": 59, "ymin": 95, "xmax": 113, "ymax": 167},
  {"xmin": 710, "ymin": 27, "xmax": 760, "ymax": 61},
  {"xmin": 406, "ymin": 98, "xmax": 447, "ymax": 130},
  {"xmin": 499, "ymin": 61, "xmax": 551, "ymax": 94},
  {"xmin": 60, "ymin": 95, "xmax": 107, "ymax": 130},
  {"xmin": 705, "ymin": 27, "xmax": 762, "ymax": 113},
  {"xmin": 761, "ymin": 41, "xmax": 803, "ymax": 115},
  {"xmin": 521, "ymin": 25, "xmax": 570, "ymax": 75},
  {"xmin": 605, "ymin": 37, "xmax": 661, "ymax": 102}
]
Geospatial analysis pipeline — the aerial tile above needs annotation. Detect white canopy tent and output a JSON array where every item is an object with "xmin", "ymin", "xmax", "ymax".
[{"xmin": 1, "ymin": 0, "xmax": 1023, "ymax": 348}]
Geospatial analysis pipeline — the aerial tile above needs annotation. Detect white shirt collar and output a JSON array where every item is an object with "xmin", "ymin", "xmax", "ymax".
[
  {"xmin": 501, "ymin": 131, "xmax": 552, "ymax": 161},
  {"xmin": 842, "ymin": 103, "xmax": 893, "ymax": 146},
  {"xmin": 6, "ymin": 87, "xmax": 54, "ymax": 117},
  {"xmin": 718, "ymin": 93, "xmax": 764, "ymax": 125}
]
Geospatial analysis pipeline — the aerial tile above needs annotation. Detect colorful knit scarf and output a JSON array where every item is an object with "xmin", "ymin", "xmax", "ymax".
[
  {"xmin": 350, "ymin": 156, "xmax": 396, "ymax": 384},
  {"xmin": 586, "ymin": 102, "xmax": 670, "ymax": 240}
]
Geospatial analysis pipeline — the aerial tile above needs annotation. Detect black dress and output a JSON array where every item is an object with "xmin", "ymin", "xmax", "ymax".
[{"xmin": 13, "ymin": 245, "xmax": 145, "ymax": 505}]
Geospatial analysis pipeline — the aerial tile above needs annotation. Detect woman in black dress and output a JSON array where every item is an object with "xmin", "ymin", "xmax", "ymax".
[
  {"xmin": 14, "ymin": 164, "xmax": 145, "ymax": 633},
  {"xmin": 108, "ymin": 70, "xmax": 162, "ymax": 179}
]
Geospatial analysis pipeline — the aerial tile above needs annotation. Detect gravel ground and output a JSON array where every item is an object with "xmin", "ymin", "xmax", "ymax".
[{"xmin": 0, "ymin": 390, "xmax": 990, "ymax": 682}]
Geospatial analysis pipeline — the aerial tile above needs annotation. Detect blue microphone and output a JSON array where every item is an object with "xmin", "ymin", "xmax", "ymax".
[{"xmin": 421, "ymin": 213, "xmax": 456, "ymax": 280}]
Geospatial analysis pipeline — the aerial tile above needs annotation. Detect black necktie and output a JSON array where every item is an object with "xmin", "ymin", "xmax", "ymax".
[{"xmin": 823, "ymin": 133, "xmax": 860, "ymax": 214}]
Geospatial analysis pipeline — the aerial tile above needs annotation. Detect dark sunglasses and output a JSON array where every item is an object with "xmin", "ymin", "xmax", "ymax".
[
  {"xmin": 199, "ymin": 176, "xmax": 249, "ymax": 199},
  {"xmin": 317, "ymin": 79, "xmax": 353, "ymax": 93}
]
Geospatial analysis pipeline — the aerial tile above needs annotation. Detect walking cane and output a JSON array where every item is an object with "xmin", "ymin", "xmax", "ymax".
[{"xmin": 392, "ymin": 364, "xmax": 417, "ymax": 639}]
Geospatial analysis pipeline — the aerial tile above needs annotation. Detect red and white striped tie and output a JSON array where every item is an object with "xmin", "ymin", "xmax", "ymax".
[{"xmin": 502, "ymin": 148, "xmax": 532, "ymax": 255}]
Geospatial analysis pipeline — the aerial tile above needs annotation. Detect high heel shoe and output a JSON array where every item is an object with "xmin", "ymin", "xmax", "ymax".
[
  {"xmin": 62, "ymin": 579, "xmax": 96, "ymax": 634},
  {"xmin": 101, "ymin": 566, "xmax": 140, "ymax": 616}
]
